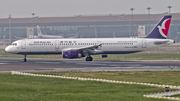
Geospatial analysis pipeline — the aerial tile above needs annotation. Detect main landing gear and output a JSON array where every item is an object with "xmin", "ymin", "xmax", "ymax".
[
  {"xmin": 22, "ymin": 55, "xmax": 27, "ymax": 62},
  {"xmin": 85, "ymin": 56, "xmax": 93, "ymax": 61}
]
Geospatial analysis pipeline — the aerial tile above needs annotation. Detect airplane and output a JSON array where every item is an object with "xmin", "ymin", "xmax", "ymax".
[
  {"xmin": 5, "ymin": 15, "xmax": 174, "ymax": 62},
  {"xmin": 37, "ymin": 25, "xmax": 64, "ymax": 39}
]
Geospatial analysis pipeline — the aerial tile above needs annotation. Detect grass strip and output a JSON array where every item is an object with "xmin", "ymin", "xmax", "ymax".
[{"xmin": 0, "ymin": 71, "xmax": 180, "ymax": 101}]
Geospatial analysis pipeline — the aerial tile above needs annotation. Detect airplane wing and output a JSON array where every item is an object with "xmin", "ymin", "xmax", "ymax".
[{"xmin": 62, "ymin": 44, "xmax": 102, "ymax": 52}]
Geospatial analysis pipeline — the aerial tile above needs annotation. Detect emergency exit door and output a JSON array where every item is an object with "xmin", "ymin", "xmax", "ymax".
[{"xmin": 55, "ymin": 40, "xmax": 59, "ymax": 49}]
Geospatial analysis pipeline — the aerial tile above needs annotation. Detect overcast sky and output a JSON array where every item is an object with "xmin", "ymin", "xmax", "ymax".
[{"xmin": 0, "ymin": 0, "xmax": 179, "ymax": 18}]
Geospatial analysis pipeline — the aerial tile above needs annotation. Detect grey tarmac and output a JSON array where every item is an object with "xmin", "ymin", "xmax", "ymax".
[{"xmin": 0, "ymin": 58, "xmax": 180, "ymax": 73}]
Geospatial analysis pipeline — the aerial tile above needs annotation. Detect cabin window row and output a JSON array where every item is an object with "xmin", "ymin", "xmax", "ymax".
[
  {"xmin": 60, "ymin": 43, "xmax": 97, "ymax": 45},
  {"xmin": 59, "ymin": 43, "xmax": 134, "ymax": 45},
  {"xmin": 28, "ymin": 43, "xmax": 134, "ymax": 46}
]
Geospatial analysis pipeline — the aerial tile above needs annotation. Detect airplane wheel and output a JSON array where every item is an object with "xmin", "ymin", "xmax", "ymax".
[
  {"xmin": 86, "ymin": 57, "xmax": 93, "ymax": 61},
  {"xmin": 90, "ymin": 57, "xmax": 93, "ymax": 61},
  {"xmin": 22, "ymin": 58, "xmax": 27, "ymax": 62}
]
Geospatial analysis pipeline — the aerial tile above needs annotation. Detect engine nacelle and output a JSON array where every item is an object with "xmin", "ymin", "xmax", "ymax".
[{"xmin": 62, "ymin": 51, "xmax": 82, "ymax": 59}]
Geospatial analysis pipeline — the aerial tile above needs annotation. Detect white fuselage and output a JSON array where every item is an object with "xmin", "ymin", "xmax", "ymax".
[{"xmin": 5, "ymin": 38, "xmax": 174, "ymax": 55}]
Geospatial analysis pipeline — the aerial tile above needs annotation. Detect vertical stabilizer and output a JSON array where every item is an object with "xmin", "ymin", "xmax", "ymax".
[
  {"xmin": 145, "ymin": 15, "xmax": 172, "ymax": 39},
  {"xmin": 37, "ymin": 25, "xmax": 42, "ymax": 36}
]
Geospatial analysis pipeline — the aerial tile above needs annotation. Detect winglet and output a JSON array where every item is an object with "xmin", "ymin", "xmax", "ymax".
[{"xmin": 145, "ymin": 15, "xmax": 172, "ymax": 39}]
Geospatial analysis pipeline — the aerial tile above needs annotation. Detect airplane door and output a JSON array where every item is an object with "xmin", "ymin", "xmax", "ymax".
[
  {"xmin": 55, "ymin": 40, "xmax": 59, "ymax": 49},
  {"xmin": 142, "ymin": 40, "xmax": 146, "ymax": 48},
  {"xmin": 21, "ymin": 40, "xmax": 26, "ymax": 49}
]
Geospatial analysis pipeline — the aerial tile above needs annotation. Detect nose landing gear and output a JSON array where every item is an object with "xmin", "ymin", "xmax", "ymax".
[{"xmin": 22, "ymin": 55, "xmax": 27, "ymax": 62}]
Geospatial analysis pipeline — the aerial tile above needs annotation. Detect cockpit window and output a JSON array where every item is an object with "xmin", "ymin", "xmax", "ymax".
[{"xmin": 11, "ymin": 43, "xmax": 17, "ymax": 46}]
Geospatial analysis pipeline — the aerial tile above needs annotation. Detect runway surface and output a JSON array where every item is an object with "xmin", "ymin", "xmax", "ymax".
[{"xmin": 0, "ymin": 58, "xmax": 180, "ymax": 73}]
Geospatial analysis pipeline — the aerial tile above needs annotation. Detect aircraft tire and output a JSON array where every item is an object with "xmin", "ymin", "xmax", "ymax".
[
  {"xmin": 85, "ymin": 57, "xmax": 89, "ymax": 61},
  {"xmin": 90, "ymin": 57, "xmax": 93, "ymax": 61},
  {"xmin": 22, "ymin": 58, "xmax": 27, "ymax": 62},
  {"xmin": 86, "ymin": 57, "xmax": 93, "ymax": 61}
]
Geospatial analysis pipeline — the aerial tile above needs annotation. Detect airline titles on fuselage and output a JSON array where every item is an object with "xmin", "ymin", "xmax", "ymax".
[
  {"xmin": 34, "ymin": 41, "xmax": 51, "ymax": 44},
  {"xmin": 29, "ymin": 41, "xmax": 53, "ymax": 46},
  {"xmin": 29, "ymin": 40, "xmax": 138, "ymax": 48}
]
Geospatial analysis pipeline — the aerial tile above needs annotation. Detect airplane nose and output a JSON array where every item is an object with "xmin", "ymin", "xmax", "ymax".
[{"xmin": 5, "ymin": 46, "xmax": 9, "ymax": 53}]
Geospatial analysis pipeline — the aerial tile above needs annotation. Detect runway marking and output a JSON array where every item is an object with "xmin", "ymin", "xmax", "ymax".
[
  {"xmin": 35, "ymin": 62, "xmax": 60, "ymax": 64},
  {"xmin": 0, "ymin": 63, "xmax": 8, "ymax": 64},
  {"xmin": 109, "ymin": 65, "xmax": 117, "ymax": 66},
  {"xmin": 35, "ymin": 69, "xmax": 55, "ymax": 70},
  {"xmin": 1, "ymin": 61, "xmax": 19, "ymax": 63},
  {"xmin": 96, "ymin": 66, "xmax": 171, "ymax": 69},
  {"xmin": 40, "ymin": 66, "xmax": 180, "ymax": 72},
  {"xmin": 77, "ymin": 63, "xmax": 106, "ymax": 66}
]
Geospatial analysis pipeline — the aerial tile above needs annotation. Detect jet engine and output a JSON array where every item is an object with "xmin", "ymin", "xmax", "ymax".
[{"xmin": 62, "ymin": 51, "xmax": 82, "ymax": 59}]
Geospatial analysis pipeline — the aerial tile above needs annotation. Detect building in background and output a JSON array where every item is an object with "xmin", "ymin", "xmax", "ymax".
[
  {"xmin": 0, "ymin": 13, "xmax": 179, "ymax": 42},
  {"xmin": 26, "ymin": 28, "xmax": 34, "ymax": 39},
  {"xmin": 138, "ymin": 26, "xmax": 146, "ymax": 37}
]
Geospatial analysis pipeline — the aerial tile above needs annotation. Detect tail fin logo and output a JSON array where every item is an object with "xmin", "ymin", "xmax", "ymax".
[
  {"xmin": 37, "ymin": 25, "xmax": 42, "ymax": 36},
  {"xmin": 37, "ymin": 28, "xmax": 41, "ymax": 34},
  {"xmin": 158, "ymin": 18, "xmax": 171, "ymax": 38}
]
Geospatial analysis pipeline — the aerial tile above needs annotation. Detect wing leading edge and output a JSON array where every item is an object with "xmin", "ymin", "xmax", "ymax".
[{"xmin": 62, "ymin": 44, "xmax": 102, "ymax": 52}]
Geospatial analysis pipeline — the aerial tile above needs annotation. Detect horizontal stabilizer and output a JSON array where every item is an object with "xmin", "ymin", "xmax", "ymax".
[{"xmin": 154, "ymin": 41, "xmax": 170, "ymax": 45}]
